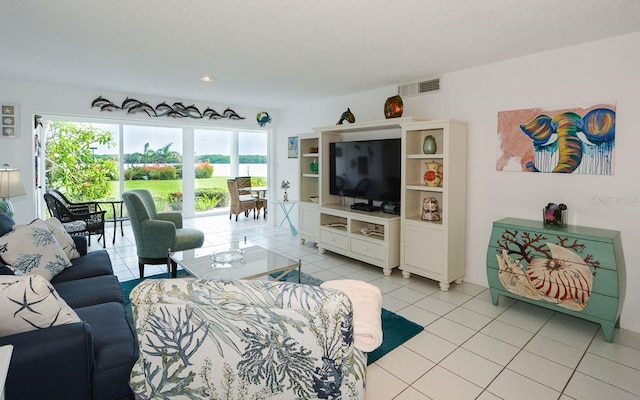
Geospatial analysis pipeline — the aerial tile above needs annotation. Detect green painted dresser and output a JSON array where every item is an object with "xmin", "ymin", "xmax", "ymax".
[{"xmin": 486, "ymin": 217, "xmax": 626, "ymax": 342}]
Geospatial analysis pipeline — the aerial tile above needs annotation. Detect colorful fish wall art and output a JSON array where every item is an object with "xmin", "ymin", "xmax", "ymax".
[{"xmin": 496, "ymin": 103, "xmax": 616, "ymax": 174}]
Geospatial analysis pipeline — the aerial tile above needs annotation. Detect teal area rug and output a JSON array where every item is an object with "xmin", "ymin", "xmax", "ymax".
[{"xmin": 120, "ymin": 269, "xmax": 423, "ymax": 365}]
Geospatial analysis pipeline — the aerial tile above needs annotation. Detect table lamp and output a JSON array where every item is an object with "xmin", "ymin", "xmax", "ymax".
[{"xmin": 0, "ymin": 166, "xmax": 27, "ymax": 217}]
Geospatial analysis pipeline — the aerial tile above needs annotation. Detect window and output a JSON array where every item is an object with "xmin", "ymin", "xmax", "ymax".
[
  {"xmin": 193, "ymin": 129, "xmax": 268, "ymax": 215},
  {"xmin": 122, "ymin": 125, "xmax": 183, "ymax": 212},
  {"xmin": 239, "ymin": 130, "xmax": 268, "ymax": 187},
  {"xmin": 194, "ymin": 129, "xmax": 232, "ymax": 214},
  {"xmin": 40, "ymin": 116, "xmax": 269, "ymax": 218}
]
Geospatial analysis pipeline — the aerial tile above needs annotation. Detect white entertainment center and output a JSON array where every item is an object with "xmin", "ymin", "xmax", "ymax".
[{"xmin": 298, "ymin": 117, "xmax": 467, "ymax": 289}]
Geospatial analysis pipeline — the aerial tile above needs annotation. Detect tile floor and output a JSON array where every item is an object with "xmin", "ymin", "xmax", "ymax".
[{"xmin": 93, "ymin": 214, "xmax": 640, "ymax": 400}]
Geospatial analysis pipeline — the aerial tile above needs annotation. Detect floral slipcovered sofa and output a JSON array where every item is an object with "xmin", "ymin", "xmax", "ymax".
[{"xmin": 130, "ymin": 278, "xmax": 367, "ymax": 399}]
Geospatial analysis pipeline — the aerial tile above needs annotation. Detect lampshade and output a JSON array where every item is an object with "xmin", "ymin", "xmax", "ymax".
[{"xmin": 0, "ymin": 168, "xmax": 26, "ymax": 199}]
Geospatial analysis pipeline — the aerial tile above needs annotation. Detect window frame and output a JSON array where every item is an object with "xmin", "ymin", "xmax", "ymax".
[{"xmin": 39, "ymin": 114, "xmax": 271, "ymax": 219}]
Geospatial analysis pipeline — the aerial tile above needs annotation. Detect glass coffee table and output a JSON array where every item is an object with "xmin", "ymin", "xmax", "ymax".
[{"xmin": 168, "ymin": 239, "xmax": 301, "ymax": 282}]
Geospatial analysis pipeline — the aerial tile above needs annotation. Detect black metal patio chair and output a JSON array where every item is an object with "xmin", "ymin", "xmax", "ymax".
[{"xmin": 44, "ymin": 189, "xmax": 106, "ymax": 247}]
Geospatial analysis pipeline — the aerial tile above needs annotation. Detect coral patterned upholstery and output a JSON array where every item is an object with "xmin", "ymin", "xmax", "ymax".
[{"xmin": 129, "ymin": 278, "xmax": 366, "ymax": 399}]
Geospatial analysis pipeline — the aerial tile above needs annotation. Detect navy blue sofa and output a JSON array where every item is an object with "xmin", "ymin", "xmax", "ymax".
[{"xmin": 0, "ymin": 213, "xmax": 137, "ymax": 400}]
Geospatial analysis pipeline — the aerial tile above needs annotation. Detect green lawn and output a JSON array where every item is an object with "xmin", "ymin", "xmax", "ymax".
[
  {"xmin": 104, "ymin": 177, "xmax": 266, "ymax": 213},
  {"xmin": 109, "ymin": 178, "xmax": 231, "ymax": 199}
]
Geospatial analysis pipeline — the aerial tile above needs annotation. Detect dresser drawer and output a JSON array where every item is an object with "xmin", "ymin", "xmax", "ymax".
[
  {"xmin": 319, "ymin": 229, "xmax": 349, "ymax": 251},
  {"xmin": 488, "ymin": 223, "xmax": 619, "ymax": 271},
  {"xmin": 350, "ymin": 237, "xmax": 385, "ymax": 262}
]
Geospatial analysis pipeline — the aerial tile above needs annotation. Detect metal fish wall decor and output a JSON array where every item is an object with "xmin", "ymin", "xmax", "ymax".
[{"xmin": 91, "ymin": 96, "xmax": 246, "ymax": 120}]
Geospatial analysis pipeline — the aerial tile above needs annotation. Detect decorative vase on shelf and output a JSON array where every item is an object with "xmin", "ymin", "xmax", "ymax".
[
  {"xmin": 384, "ymin": 95, "xmax": 403, "ymax": 119},
  {"xmin": 283, "ymin": 191, "xmax": 289, "ymax": 202},
  {"xmin": 310, "ymin": 159, "xmax": 318, "ymax": 173},
  {"xmin": 422, "ymin": 135, "xmax": 437, "ymax": 154},
  {"xmin": 424, "ymin": 161, "xmax": 443, "ymax": 187}
]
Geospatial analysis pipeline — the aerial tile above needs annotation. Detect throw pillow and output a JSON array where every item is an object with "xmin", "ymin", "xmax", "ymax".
[
  {"xmin": 44, "ymin": 217, "xmax": 81, "ymax": 259},
  {"xmin": 0, "ymin": 219, "xmax": 72, "ymax": 281},
  {"xmin": 0, "ymin": 211, "xmax": 15, "ymax": 236},
  {"xmin": 0, "ymin": 274, "xmax": 81, "ymax": 337}
]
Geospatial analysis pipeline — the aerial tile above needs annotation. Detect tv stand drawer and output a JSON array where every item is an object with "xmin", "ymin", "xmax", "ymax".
[
  {"xmin": 319, "ymin": 229, "xmax": 349, "ymax": 251},
  {"xmin": 350, "ymin": 237, "xmax": 385, "ymax": 261}
]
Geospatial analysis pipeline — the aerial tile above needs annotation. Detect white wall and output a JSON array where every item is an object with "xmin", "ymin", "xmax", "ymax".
[
  {"xmin": 0, "ymin": 79, "xmax": 276, "ymax": 222},
  {"xmin": 277, "ymin": 32, "xmax": 640, "ymax": 333}
]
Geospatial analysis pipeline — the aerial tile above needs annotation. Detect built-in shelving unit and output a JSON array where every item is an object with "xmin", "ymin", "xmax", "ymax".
[
  {"xmin": 299, "ymin": 117, "xmax": 425, "ymax": 275},
  {"xmin": 299, "ymin": 135, "xmax": 320, "ymax": 201},
  {"xmin": 298, "ymin": 132, "xmax": 339, "ymax": 243},
  {"xmin": 400, "ymin": 120, "xmax": 467, "ymax": 290}
]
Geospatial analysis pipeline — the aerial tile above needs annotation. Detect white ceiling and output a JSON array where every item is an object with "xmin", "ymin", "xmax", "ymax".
[{"xmin": 2, "ymin": 0, "xmax": 639, "ymax": 109}]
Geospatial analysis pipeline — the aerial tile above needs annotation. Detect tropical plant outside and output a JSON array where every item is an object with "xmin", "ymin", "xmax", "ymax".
[{"xmin": 46, "ymin": 122, "xmax": 118, "ymax": 201}]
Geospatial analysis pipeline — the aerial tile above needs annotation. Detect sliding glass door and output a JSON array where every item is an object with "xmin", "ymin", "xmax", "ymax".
[
  {"xmin": 193, "ymin": 129, "xmax": 232, "ymax": 214},
  {"xmin": 122, "ymin": 125, "xmax": 183, "ymax": 212},
  {"xmin": 192, "ymin": 129, "xmax": 268, "ymax": 215},
  {"xmin": 239, "ymin": 130, "xmax": 268, "ymax": 185},
  {"xmin": 41, "ymin": 116, "xmax": 269, "ymax": 219},
  {"xmin": 43, "ymin": 120, "xmax": 120, "ymax": 219}
]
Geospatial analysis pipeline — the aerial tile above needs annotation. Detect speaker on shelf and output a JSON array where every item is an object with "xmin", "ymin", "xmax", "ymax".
[{"xmin": 381, "ymin": 201, "xmax": 400, "ymax": 215}]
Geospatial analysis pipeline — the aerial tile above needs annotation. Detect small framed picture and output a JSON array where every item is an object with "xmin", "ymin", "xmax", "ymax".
[
  {"xmin": 2, "ymin": 127, "xmax": 15, "ymax": 137},
  {"xmin": 288, "ymin": 136, "xmax": 299, "ymax": 158},
  {"xmin": 1, "ymin": 103, "xmax": 18, "ymax": 138}
]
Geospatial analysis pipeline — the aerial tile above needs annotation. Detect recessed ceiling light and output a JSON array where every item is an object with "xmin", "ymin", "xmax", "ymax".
[{"xmin": 201, "ymin": 75, "xmax": 214, "ymax": 82}]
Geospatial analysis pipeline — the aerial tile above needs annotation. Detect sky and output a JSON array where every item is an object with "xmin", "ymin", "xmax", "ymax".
[{"xmin": 86, "ymin": 123, "xmax": 267, "ymax": 156}]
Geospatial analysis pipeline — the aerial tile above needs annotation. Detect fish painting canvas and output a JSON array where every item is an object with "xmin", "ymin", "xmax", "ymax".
[{"xmin": 496, "ymin": 102, "xmax": 616, "ymax": 174}]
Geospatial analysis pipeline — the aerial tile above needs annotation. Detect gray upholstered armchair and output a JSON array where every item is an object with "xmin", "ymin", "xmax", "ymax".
[{"xmin": 122, "ymin": 189, "xmax": 204, "ymax": 278}]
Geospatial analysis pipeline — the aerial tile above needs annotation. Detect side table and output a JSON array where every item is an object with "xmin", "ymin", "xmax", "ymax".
[
  {"xmin": 273, "ymin": 200, "xmax": 298, "ymax": 236},
  {"xmin": 98, "ymin": 200, "xmax": 129, "ymax": 244}
]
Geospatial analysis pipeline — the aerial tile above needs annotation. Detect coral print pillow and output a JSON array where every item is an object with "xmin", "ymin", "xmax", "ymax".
[
  {"xmin": 0, "ymin": 274, "xmax": 80, "ymax": 336},
  {"xmin": 44, "ymin": 217, "xmax": 81, "ymax": 259},
  {"xmin": 0, "ymin": 219, "xmax": 72, "ymax": 281}
]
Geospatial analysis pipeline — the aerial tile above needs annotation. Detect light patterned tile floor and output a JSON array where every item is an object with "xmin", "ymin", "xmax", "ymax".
[{"xmin": 92, "ymin": 214, "xmax": 640, "ymax": 400}]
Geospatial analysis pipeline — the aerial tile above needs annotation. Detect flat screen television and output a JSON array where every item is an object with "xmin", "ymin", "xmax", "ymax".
[{"xmin": 329, "ymin": 138, "xmax": 401, "ymax": 209}]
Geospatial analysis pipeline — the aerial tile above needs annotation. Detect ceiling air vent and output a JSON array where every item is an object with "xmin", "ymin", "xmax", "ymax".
[{"xmin": 398, "ymin": 77, "xmax": 440, "ymax": 97}]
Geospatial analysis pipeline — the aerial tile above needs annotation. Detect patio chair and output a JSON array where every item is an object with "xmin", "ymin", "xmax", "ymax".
[
  {"xmin": 44, "ymin": 189, "xmax": 106, "ymax": 247},
  {"xmin": 122, "ymin": 189, "xmax": 205, "ymax": 278},
  {"xmin": 235, "ymin": 176, "xmax": 252, "ymax": 196},
  {"xmin": 237, "ymin": 176, "xmax": 268, "ymax": 218},
  {"xmin": 256, "ymin": 198, "xmax": 268, "ymax": 219},
  {"xmin": 227, "ymin": 179, "xmax": 257, "ymax": 221}
]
